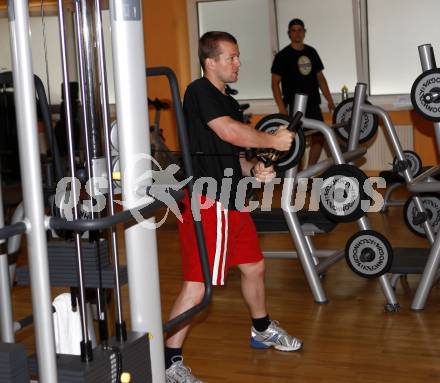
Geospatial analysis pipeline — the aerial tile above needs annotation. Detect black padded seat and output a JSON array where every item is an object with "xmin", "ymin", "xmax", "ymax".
[
  {"xmin": 378, "ymin": 170, "xmax": 405, "ymax": 185},
  {"xmin": 389, "ymin": 247, "xmax": 430, "ymax": 274},
  {"xmin": 251, "ymin": 208, "xmax": 337, "ymax": 234},
  {"xmin": 379, "ymin": 166, "xmax": 436, "ymax": 185}
]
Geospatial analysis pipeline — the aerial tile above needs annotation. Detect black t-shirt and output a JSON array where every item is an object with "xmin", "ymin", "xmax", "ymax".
[
  {"xmin": 271, "ymin": 44, "xmax": 324, "ymax": 107},
  {"xmin": 183, "ymin": 77, "xmax": 244, "ymax": 210}
]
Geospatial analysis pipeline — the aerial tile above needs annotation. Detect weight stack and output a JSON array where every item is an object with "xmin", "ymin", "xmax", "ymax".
[
  {"xmin": 0, "ymin": 343, "xmax": 30, "ymax": 383},
  {"xmin": 15, "ymin": 239, "xmax": 129, "ymax": 288},
  {"xmin": 28, "ymin": 332, "xmax": 152, "ymax": 382},
  {"xmin": 47, "ymin": 239, "xmax": 110, "ymax": 270},
  {"xmin": 29, "ymin": 348, "xmax": 115, "ymax": 382},
  {"xmin": 107, "ymin": 331, "xmax": 152, "ymax": 382}
]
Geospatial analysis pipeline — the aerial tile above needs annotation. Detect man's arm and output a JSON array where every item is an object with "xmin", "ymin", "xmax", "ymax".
[
  {"xmin": 317, "ymin": 71, "xmax": 335, "ymax": 111},
  {"xmin": 271, "ymin": 73, "xmax": 288, "ymax": 115},
  {"xmin": 208, "ymin": 116, "xmax": 293, "ymax": 152}
]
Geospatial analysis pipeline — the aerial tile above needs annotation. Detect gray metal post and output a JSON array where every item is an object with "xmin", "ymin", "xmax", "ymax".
[
  {"xmin": 8, "ymin": 1, "xmax": 57, "ymax": 381},
  {"xmin": 419, "ymin": 44, "xmax": 436, "ymax": 72},
  {"xmin": 0, "ymin": 172, "xmax": 14, "ymax": 343},
  {"xmin": 109, "ymin": 1, "xmax": 165, "ymax": 381},
  {"xmin": 347, "ymin": 84, "xmax": 371, "ymax": 232},
  {"xmin": 348, "ymin": 83, "xmax": 367, "ymax": 151},
  {"xmin": 304, "ymin": 235, "xmax": 319, "ymax": 266},
  {"xmin": 412, "ymin": 232, "xmax": 440, "ymax": 310},
  {"xmin": 281, "ymin": 169, "xmax": 328, "ymax": 304},
  {"xmin": 285, "ymin": 94, "xmax": 328, "ymax": 303}
]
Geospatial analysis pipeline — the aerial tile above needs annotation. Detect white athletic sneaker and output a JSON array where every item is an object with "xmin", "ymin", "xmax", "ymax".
[
  {"xmin": 165, "ymin": 356, "xmax": 204, "ymax": 383},
  {"xmin": 250, "ymin": 320, "xmax": 303, "ymax": 351}
]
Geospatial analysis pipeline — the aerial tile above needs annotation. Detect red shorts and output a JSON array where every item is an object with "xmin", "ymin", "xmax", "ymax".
[{"xmin": 178, "ymin": 191, "xmax": 263, "ymax": 285}]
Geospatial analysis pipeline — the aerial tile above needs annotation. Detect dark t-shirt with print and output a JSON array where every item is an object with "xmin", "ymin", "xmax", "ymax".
[
  {"xmin": 183, "ymin": 77, "xmax": 244, "ymax": 210},
  {"xmin": 271, "ymin": 44, "xmax": 324, "ymax": 107}
]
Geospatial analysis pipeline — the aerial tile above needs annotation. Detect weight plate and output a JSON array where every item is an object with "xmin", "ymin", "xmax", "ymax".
[
  {"xmin": 254, "ymin": 113, "xmax": 305, "ymax": 172},
  {"xmin": 332, "ymin": 98, "xmax": 378, "ymax": 144},
  {"xmin": 411, "ymin": 68, "xmax": 440, "ymax": 122},
  {"xmin": 403, "ymin": 194, "xmax": 440, "ymax": 237},
  {"xmin": 319, "ymin": 164, "xmax": 369, "ymax": 223},
  {"xmin": 392, "ymin": 150, "xmax": 422, "ymax": 178},
  {"xmin": 345, "ymin": 230, "xmax": 393, "ymax": 278}
]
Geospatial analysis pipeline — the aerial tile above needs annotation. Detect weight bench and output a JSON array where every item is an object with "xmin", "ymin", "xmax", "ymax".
[
  {"xmin": 253, "ymin": 208, "xmax": 337, "ymax": 235},
  {"xmin": 388, "ymin": 247, "xmax": 439, "ymax": 292},
  {"xmin": 252, "ymin": 208, "xmax": 340, "ymax": 261}
]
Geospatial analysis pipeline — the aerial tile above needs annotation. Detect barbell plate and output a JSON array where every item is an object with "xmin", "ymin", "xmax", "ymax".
[
  {"xmin": 254, "ymin": 113, "xmax": 305, "ymax": 172},
  {"xmin": 411, "ymin": 68, "xmax": 440, "ymax": 122},
  {"xmin": 319, "ymin": 164, "xmax": 368, "ymax": 223},
  {"xmin": 345, "ymin": 230, "xmax": 393, "ymax": 278},
  {"xmin": 403, "ymin": 194, "xmax": 440, "ymax": 237},
  {"xmin": 392, "ymin": 150, "xmax": 422, "ymax": 178},
  {"xmin": 332, "ymin": 98, "xmax": 378, "ymax": 144}
]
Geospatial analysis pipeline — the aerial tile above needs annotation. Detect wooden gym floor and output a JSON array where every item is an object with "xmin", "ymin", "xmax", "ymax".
[{"xmin": 11, "ymin": 187, "xmax": 440, "ymax": 383}]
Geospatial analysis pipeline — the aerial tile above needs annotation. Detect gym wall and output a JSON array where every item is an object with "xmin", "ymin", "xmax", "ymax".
[
  {"xmin": 0, "ymin": 1, "xmax": 438, "ymax": 170},
  {"xmin": 151, "ymin": 0, "xmax": 439, "ymax": 169},
  {"xmin": 0, "ymin": 0, "xmax": 189, "ymax": 153},
  {"xmin": 143, "ymin": 0, "xmax": 191, "ymax": 153}
]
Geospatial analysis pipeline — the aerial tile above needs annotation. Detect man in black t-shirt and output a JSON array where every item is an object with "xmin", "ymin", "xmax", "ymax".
[
  {"xmin": 164, "ymin": 31, "xmax": 302, "ymax": 383},
  {"xmin": 271, "ymin": 18, "xmax": 335, "ymax": 167}
]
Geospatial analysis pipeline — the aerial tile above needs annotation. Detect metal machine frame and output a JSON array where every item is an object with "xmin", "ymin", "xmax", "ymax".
[{"xmin": 0, "ymin": 1, "xmax": 210, "ymax": 382}]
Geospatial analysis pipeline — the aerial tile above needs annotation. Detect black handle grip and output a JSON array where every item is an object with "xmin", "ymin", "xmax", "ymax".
[
  {"xmin": 287, "ymin": 111, "xmax": 303, "ymax": 132},
  {"xmin": 258, "ymin": 111, "xmax": 303, "ymax": 168},
  {"xmin": 244, "ymin": 148, "xmax": 254, "ymax": 161}
]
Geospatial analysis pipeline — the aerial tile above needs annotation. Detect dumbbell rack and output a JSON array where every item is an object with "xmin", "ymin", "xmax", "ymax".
[
  {"xmin": 278, "ymin": 93, "xmax": 399, "ymax": 310},
  {"xmin": 347, "ymin": 44, "xmax": 440, "ymax": 310}
]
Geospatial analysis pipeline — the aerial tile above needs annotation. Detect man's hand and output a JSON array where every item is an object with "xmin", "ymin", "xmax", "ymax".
[
  {"xmin": 272, "ymin": 125, "xmax": 295, "ymax": 151},
  {"xmin": 252, "ymin": 161, "xmax": 276, "ymax": 183}
]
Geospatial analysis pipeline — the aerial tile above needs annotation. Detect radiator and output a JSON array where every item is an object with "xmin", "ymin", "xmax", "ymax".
[{"xmin": 360, "ymin": 124, "xmax": 413, "ymax": 171}]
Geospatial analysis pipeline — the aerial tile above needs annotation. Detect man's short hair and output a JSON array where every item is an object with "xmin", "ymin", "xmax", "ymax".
[
  {"xmin": 199, "ymin": 31, "xmax": 237, "ymax": 70},
  {"xmin": 288, "ymin": 18, "xmax": 305, "ymax": 31}
]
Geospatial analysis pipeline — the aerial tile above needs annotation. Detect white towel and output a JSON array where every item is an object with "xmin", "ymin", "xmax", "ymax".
[{"xmin": 52, "ymin": 293, "xmax": 96, "ymax": 355}]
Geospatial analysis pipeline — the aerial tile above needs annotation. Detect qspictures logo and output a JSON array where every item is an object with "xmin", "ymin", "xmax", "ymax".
[{"xmin": 54, "ymin": 154, "xmax": 387, "ymax": 229}]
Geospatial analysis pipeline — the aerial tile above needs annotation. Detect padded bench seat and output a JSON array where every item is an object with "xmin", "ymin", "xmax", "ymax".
[
  {"xmin": 379, "ymin": 166, "xmax": 436, "ymax": 185},
  {"xmin": 389, "ymin": 247, "xmax": 430, "ymax": 274},
  {"xmin": 251, "ymin": 208, "xmax": 337, "ymax": 234},
  {"xmin": 378, "ymin": 170, "xmax": 406, "ymax": 185}
]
